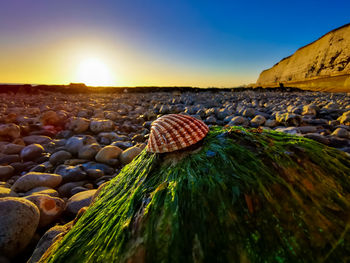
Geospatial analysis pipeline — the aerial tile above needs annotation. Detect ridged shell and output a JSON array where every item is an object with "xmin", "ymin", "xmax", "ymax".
[{"xmin": 147, "ymin": 114, "xmax": 209, "ymax": 153}]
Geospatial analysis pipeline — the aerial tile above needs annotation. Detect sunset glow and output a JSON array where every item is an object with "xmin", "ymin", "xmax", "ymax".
[
  {"xmin": 75, "ymin": 58, "xmax": 115, "ymax": 86},
  {"xmin": 0, "ymin": 0, "xmax": 349, "ymax": 87}
]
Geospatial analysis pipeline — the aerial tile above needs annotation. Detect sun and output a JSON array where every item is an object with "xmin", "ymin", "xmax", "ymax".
[{"xmin": 75, "ymin": 57, "xmax": 114, "ymax": 86}]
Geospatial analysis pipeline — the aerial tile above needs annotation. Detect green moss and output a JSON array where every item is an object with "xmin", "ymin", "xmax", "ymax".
[{"xmin": 42, "ymin": 127, "xmax": 350, "ymax": 263}]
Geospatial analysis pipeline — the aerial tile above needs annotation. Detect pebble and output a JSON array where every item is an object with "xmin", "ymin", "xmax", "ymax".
[
  {"xmin": 40, "ymin": 110, "xmax": 64, "ymax": 126},
  {"xmin": 331, "ymin": 127, "xmax": 349, "ymax": 138},
  {"xmin": 23, "ymin": 186, "xmax": 60, "ymax": 197},
  {"xmin": 11, "ymin": 172, "xmax": 62, "ymax": 192},
  {"xmin": 228, "ymin": 116, "xmax": 246, "ymax": 126},
  {"xmin": 0, "ymin": 187, "xmax": 18, "ymax": 198},
  {"xmin": 0, "ymin": 197, "xmax": 40, "ymax": 258},
  {"xmin": 304, "ymin": 133, "xmax": 330, "ymax": 145},
  {"xmin": 24, "ymin": 194, "xmax": 65, "ymax": 228},
  {"xmin": 58, "ymin": 181, "xmax": 89, "ymax": 197},
  {"xmin": 119, "ymin": 146, "xmax": 142, "ymax": 165},
  {"xmin": 95, "ymin": 145, "xmax": 122, "ymax": 164},
  {"xmin": 0, "ymin": 143, "xmax": 25, "ymax": 155},
  {"xmin": 276, "ymin": 113, "xmax": 302, "ymax": 126},
  {"xmin": 66, "ymin": 189, "xmax": 97, "ymax": 215},
  {"xmin": 20, "ymin": 144, "xmax": 45, "ymax": 161},
  {"xmin": 0, "ymin": 165, "xmax": 14, "ymax": 181},
  {"xmin": 49, "ymin": 150, "xmax": 72, "ymax": 165},
  {"xmin": 86, "ymin": 169, "xmax": 104, "ymax": 180},
  {"xmin": 89, "ymin": 119, "xmax": 114, "ymax": 133},
  {"xmin": 250, "ymin": 115, "xmax": 266, "ymax": 127},
  {"xmin": 0, "ymin": 154, "xmax": 21, "ymax": 165},
  {"xmin": 111, "ymin": 141, "xmax": 133, "ymax": 150},
  {"xmin": 0, "ymin": 123, "xmax": 21, "ymax": 140},
  {"xmin": 54, "ymin": 165, "xmax": 87, "ymax": 184},
  {"xmin": 65, "ymin": 117, "xmax": 90, "ymax": 133},
  {"xmin": 27, "ymin": 224, "xmax": 70, "ymax": 263},
  {"xmin": 23, "ymin": 135, "xmax": 52, "ymax": 145}
]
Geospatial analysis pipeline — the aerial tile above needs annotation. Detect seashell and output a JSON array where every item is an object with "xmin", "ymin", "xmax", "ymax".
[{"xmin": 147, "ymin": 114, "xmax": 209, "ymax": 153}]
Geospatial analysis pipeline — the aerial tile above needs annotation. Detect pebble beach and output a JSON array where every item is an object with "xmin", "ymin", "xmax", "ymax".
[{"xmin": 1, "ymin": 88, "xmax": 350, "ymax": 262}]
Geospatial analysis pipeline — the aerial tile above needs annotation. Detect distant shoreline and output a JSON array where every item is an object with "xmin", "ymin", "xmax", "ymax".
[{"xmin": 0, "ymin": 83, "xmax": 309, "ymax": 94}]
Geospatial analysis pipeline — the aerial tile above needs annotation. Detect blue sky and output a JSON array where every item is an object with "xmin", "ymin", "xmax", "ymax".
[{"xmin": 1, "ymin": 0, "xmax": 349, "ymax": 86}]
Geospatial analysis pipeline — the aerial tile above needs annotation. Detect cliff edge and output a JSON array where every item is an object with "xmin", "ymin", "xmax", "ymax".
[{"xmin": 256, "ymin": 23, "xmax": 350, "ymax": 92}]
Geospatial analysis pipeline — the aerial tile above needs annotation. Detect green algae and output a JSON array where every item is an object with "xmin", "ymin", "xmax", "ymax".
[{"xmin": 42, "ymin": 126, "xmax": 350, "ymax": 263}]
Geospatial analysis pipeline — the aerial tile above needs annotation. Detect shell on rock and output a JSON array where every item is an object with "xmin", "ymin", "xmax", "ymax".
[{"xmin": 147, "ymin": 114, "xmax": 209, "ymax": 153}]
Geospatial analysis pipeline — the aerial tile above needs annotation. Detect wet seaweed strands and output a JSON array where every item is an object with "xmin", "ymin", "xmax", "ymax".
[{"xmin": 41, "ymin": 126, "xmax": 350, "ymax": 263}]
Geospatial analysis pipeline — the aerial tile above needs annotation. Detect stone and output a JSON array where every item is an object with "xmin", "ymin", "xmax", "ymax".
[
  {"xmin": 331, "ymin": 128, "xmax": 349, "ymax": 138},
  {"xmin": 205, "ymin": 116, "xmax": 217, "ymax": 125},
  {"xmin": 86, "ymin": 169, "xmax": 104, "ymax": 180},
  {"xmin": 338, "ymin": 111, "xmax": 350, "ymax": 125},
  {"xmin": 298, "ymin": 126, "xmax": 318, "ymax": 134},
  {"xmin": 111, "ymin": 141, "xmax": 133, "ymax": 150},
  {"xmin": 0, "ymin": 197, "xmax": 40, "ymax": 258},
  {"xmin": 0, "ymin": 155, "xmax": 21, "ymax": 165},
  {"xmin": 242, "ymin": 108, "xmax": 256, "ymax": 118},
  {"xmin": 131, "ymin": 134, "xmax": 145, "ymax": 143},
  {"xmin": 0, "ymin": 187, "xmax": 18, "ymax": 198},
  {"xmin": 11, "ymin": 161, "xmax": 37, "ymax": 173},
  {"xmin": 302, "ymin": 105, "xmax": 317, "ymax": 116},
  {"xmin": 276, "ymin": 113, "xmax": 302, "ymax": 126},
  {"xmin": 71, "ymin": 186, "xmax": 89, "ymax": 195},
  {"xmin": 304, "ymin": 133, "xmax": 330, "ymax": 145},
  {"xmin": 228, "ymin": 116, "xmax": 246, "ymax": 126},
  {"xmin": 65, "ymin": 135, "xmax": 97, "ymax": 155},
  {"xmin": 216, "ymin": 108, "xmax": 232, "ymax": 120},
  {"xmin": 54, "ymin": 165, "xmax": 87, "ymax": 184},
  {"xmin": 90, "ymin": 119, "xmax": 115, "ymax": 133},
  {"xmin": 275, "ymin": 127, "xmax": 300, "ymax": 135},
  {"xmin": 0, "ymin": 165, "xmax": 14, "ymax": 181},
  {"xmin": 81, "ymin": 162, "xmax": 115, "ymax": 175},
  {"xmin": 20, "ymin": 144, "xmax": 45, "ymax": 161},
  {"xmin": 0, "ymin": 143, "xmax": 25, "ymax": 155},
  {"xmin": 78, "ymin": 143, "xmax": 101, "ymax": 160},
  {"xmin": 40, "ymin": 110, "xmax": 63, "ymax": 126},
  {"xmin": 30, "ymin": 161, "xmax": 53, "ymax": 173},
  {"xmin": 66, "ymin": 117, "xmax": 90, "ymax": 133},
  {"xmin": 23, "ymin": 135, "xmax": 52, "ymax": 145},
  {"xmin": 65, "ymin": 136, "xmax": 84, "ymax": 155},
  {"xmin": 328, "ymin": 136, "xmax": 349, "ymax": 148},
  {"xmin": 95, "ymin": 145, "xmax": 122, "ymax": 164},
  {"xmin": 11, "ymin": 172, "xmax": 62, "ymax": 192},
  {"xmin": 64, "ymin": 159, "xmax": 88, "ymax": 166},
  {"xmin": 24, "ymin": 194, "xmax": 65, "ymax": 228},
  {"xmin": 23, "ymin": 186, "xmax": 59, "ymax": 197},
  {"xmin": 49, "ymin": 150, "xmax": 72, "ymax": 165},
  {"xmin": 0, "ymin": 123, "xmax": 20, "ymax": 140},
  {"xmin": 27, "ymin": 224, "xmax": 71, "ymax": 263},
  {"xmin": 58, "ymin": 181, "xmax": 89, "ymax": 197},
  {"xmin": 264, "ymin": 119, "xmax": 278, "ymax": 128},
  {"xmin": 250, "ymin": 115, "xmax": 266, "ymax": 127},
  {"xmin": 66, "ymin": 190, "xmax": 97, "ymax": 215},
  {"xmin": 119, "ymin": 146, "xmax": 142, "ymax": 165}
]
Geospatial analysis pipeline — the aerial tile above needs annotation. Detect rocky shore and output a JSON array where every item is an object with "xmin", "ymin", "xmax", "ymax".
[{"xmin": 0, "ymin": 89, "xmax": 350, "ymax": 262}]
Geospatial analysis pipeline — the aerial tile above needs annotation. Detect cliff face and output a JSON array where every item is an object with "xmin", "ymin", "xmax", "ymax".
[{"xmin": 256, "ymin": 23, "xmax": 350, "ymax": 92}]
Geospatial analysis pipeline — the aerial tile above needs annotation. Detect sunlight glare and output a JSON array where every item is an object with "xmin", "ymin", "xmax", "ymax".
[{"xmin": 76, "ymin": 58, "xmax": 114, "ymax": 86}]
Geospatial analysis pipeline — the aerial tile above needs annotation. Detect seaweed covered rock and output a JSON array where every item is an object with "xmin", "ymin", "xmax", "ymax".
[{"xmin": 40, "ymin": 127, "xmax": 350, "ymax": 263}]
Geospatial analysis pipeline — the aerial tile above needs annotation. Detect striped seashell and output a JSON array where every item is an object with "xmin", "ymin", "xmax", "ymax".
[{"xmin": 147, "ymin": 114, "xmax": 209, "ymax": 153}]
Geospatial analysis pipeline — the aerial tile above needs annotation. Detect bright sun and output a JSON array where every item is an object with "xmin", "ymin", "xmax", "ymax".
[{"xmin": 76, "ymin": 58, "xmax": 114, "ymax": 86}]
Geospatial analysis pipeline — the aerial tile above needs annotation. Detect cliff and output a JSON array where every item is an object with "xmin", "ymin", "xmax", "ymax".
[{"xmin": 256, "ymin": 23, "xmax": 350, "ymax": 92}]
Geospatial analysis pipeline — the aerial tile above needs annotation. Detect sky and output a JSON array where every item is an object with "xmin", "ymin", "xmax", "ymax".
[{"xmin": 0, "ymin": 0, "xmax": 349, "ymax": 87}]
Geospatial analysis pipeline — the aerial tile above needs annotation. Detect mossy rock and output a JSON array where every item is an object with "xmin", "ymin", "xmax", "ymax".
[{"xmin": 41, "ymin": 127, "xmax": 350, "ymax": 263}]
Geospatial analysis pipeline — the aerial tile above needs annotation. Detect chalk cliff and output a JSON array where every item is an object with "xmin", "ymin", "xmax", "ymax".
[{"xmin": 256, "ymin": 23, "xmax": 350, "ymax": 92}]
